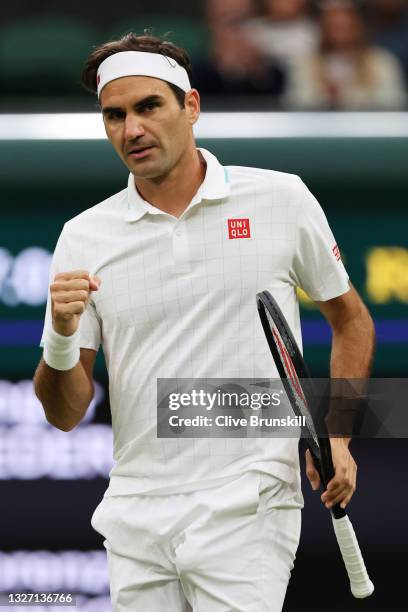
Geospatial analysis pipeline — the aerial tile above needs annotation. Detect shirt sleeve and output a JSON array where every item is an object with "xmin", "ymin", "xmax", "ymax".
[
  {"xmin": 290, "ymin": 178, "xmax": 350, "ymax": 301},
  {"xmin": 40, "ymin": 226, "xmax": 101, "ymax": 351}
]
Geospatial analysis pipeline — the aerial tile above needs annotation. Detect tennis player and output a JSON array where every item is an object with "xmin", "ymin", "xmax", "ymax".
[{"xmin": 34, "ymin": 34, "xmax": 375, "ymax": 612}]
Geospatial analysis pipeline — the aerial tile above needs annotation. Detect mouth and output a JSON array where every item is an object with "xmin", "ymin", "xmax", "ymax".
[{"xmin": 127, "ymin": 146, "xmax": 155, "ymax": 159}]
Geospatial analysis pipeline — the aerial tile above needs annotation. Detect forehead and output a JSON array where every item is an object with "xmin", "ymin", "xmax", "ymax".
[{"xmin": 100, "ymin": 75, "xmax": 172, "ymax": 106}]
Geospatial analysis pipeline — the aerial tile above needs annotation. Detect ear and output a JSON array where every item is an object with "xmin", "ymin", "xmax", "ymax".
[{"xmin": 184, "ymin": 89, "xmax": 201, "ymax": 125}]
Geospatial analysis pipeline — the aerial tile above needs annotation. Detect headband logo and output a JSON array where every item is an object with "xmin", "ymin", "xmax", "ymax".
[{"xmin": 165, "ymin": 57, "xmax": 177, "ymax": 68}]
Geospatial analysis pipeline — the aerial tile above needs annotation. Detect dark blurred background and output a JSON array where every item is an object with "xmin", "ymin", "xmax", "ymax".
[
  {"xmin": 1, "ymin": 0, "xmax": 408, "ymax": 111},
  {"xmin": 0, "ymin": 1, "xmax": 407, "ymax": 611}
]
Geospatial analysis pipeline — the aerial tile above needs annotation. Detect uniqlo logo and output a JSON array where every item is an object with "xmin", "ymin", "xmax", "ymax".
[
  {"xmin": 332, "ymin": 244, "xmax": 341, "ymax": 261},
  {"xmin": 228, "ymin": 218, "xmax": 251, "ymax": 239}
]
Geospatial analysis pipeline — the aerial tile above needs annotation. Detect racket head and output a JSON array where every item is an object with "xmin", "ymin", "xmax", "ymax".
[
  {"xmin": 256, "ymin": 290, "xmax": 310, "ymax": 379},
  {"xmin": 256, "ymin": 290, "xmax": 341, "ymax": 512},
  {"xmin": 256, "ymin": 291, "xmax": 318, "ymax": 451}
]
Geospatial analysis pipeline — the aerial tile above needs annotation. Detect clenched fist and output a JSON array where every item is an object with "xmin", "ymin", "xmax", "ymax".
[{"xmin": 51, "ymin": 270, "xmax": 101, "ymax": 337}]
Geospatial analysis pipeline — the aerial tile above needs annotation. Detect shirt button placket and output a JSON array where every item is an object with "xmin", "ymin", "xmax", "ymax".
[{"xmin": 172, "ymin": 222, "xmax": 191, "ymax": 273}]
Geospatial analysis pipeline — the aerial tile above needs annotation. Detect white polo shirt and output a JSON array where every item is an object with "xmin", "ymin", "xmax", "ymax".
[{"xmin": 41, "ymin": 148, "xmax": 349, "ymax": 495}]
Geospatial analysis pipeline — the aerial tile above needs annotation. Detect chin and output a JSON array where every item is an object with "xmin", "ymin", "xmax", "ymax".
[
  {"xmin": 128, "ymin": 161, "xmax": 155, "ymax": 175},
  {"xmin": 132, "ymin": 167, "xmax": 163, "ymax": 180}
]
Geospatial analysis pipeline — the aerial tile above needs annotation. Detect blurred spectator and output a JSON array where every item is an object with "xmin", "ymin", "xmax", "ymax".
[
  {"xmin": 245, "ymin": 0, "xmax": 319, "ymax": 67},
  {"xmin": 194, "ymin": 0, "xmax": 286, "ymax": 99},
  {"xmin": 285, "ymin": 0, "xmax": 407, "ymax": 110},
  {"xmin": 205, "ymin": 0, "xmax": 257, "ymax": 27},
  {"xmin": 368, "ymin": 0, "xmax": 408, "ymax": 83}
]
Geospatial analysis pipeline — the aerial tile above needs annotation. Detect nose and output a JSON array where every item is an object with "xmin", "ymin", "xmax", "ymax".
[{"xmin": 124, "ymin": 114, "xmax": 145, "ymax": 141}]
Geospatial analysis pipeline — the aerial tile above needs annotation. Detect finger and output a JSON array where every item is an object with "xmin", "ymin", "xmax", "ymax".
[
  {"xmin": 51, "ymin": 279, "xmax": 91, "ymax": 293},
  {"xmin": 340, "ymin": 465, "xmax": 357, "ymax": 509},
  {"xmin": 54, "ymin": 302, "xmax": 86, "ymax": 318},
  {"xmin": 323, "ymin": 481, "xmax": 355, "ymax": 508},
  {"xmin": 54, "ymin": 270, "xmax": 91, "ymax": 282},
  {"xmin": 305, "ymin": 449, "xmax": 320, "ymax": 490},
  {"xmin": 322, "ymin": 485, "xmax": 347, "ymax": 506},
  {"xmin": 89, "ymin": 275, "xmax": 101, "ymax": 291},
  {"xmin": 53, "ymin": 290, "xmax": 89, "ymax": 304},
  {"xmin": 325, "ymin": 485, "xmax": 355, "ymax": 509},
  {"xmin": 322, "ymin": 475, "xmax": 352, "ymax": 499},
  {"xmin": 323, "ymin": 457, "xmax": 354, "ymax": 494},
  {"xmin": 337, "ymin": 463, "xmax": 357, "ymax": 509},
  {"xmin": 340, "ymin": 492, "xmax": 355, "ymax": 509},
  {"xmin": 322, "ymin": 477, "xmax": 345, "ymax": 498}
]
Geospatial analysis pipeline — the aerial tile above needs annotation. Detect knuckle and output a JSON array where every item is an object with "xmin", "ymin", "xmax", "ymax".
[
  {"xmin": 77, "ymin": 270, "xmax": 90, "ymax": 280},
  {"xmin": 53, "ymin": 302, "xmax": 65, "ymax": 313},
  {"xmin": 81, "ymin": 279, "xmax": 90, "ymax": 290}
]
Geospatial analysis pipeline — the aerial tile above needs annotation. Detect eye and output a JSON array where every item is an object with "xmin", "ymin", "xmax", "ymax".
[
  {"xmin": 143, "ymin": 102, "xmax": 159, "ymax": 112},
  {"xmin": 106, "ymin": 110, "xmax": 124, "ymax": 121}
]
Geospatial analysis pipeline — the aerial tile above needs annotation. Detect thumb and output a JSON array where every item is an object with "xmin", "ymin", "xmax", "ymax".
[
  {"xmin": 89, "ymin": 275, "xmax": 101, "ymax": 291},
  {"xmin": 305, "ymin": 449, "xmax": 320, "ymax": 491}
]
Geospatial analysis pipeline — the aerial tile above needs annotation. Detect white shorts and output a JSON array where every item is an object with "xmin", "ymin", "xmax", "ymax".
[{"xmin": 91, "ymin": 472, "xmax": 303, "ymax": 612}]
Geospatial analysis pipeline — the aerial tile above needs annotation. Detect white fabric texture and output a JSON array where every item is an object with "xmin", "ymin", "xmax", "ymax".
[
  {"xmin": 91, "ymin": 472, "xmax": 302, "ymax": 612},
  {"xmin": 40, "ymin": 147, "xmax": 349, "ymax": 496},
  {"xmin": 97, "ymin": 51, "xmax": 191, "ymax": 97}
]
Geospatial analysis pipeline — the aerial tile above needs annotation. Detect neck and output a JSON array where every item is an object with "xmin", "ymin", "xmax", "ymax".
[{"xmin": 134, "ymin": 146, "xmax": 207, "ymax": 218}]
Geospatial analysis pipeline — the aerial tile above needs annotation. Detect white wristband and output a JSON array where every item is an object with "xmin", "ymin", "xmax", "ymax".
[{"xmin": 43, "ymin": 326, "xmax": 80, "ymax": 371}]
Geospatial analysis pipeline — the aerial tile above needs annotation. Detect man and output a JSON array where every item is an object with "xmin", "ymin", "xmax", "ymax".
[{"xmin": 34, "ymin": 34, "xmax": 375, "ymax": 612}]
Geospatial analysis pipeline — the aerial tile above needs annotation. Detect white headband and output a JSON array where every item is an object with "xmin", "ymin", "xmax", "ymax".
[{"xmin": 96, "ymin": 51, "xmax": 191, "ymax": 97}]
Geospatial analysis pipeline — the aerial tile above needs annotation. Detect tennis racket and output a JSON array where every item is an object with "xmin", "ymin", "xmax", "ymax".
[{"xmin": 256, "ymin": 290, "xmax": 374, "ymax": 599}]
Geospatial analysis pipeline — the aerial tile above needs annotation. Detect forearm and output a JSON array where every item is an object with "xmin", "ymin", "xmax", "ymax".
[
  {"xmin": 328, "ymin": 308, "xmax": 375, "ymax": 443},
  {"xmin": 330, "ymin": 308, "xmax": 375, "ymax": 378},
  {"xmin": 34, "ymin": 358, "xmax": 94, "ymax": 431}
]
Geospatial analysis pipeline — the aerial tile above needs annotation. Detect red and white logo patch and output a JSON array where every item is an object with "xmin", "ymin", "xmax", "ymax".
[
  {"xmin": 228, "ymin": 218, "xmax": 251, "ymax": 240},
  {"xmin": 332, "ymin": 244, "xmax": 341, "ymax": 261}
]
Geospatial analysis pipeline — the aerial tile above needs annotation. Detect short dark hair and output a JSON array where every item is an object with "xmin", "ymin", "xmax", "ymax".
[{"xmin": 81, "ymin": 33, "xmax": 193, "ymax": 108}]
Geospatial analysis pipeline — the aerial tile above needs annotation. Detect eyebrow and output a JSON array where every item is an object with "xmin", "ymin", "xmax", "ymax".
[{"xmin": 101, "ymin": 95, "xmax": 164, "ymax": 115}]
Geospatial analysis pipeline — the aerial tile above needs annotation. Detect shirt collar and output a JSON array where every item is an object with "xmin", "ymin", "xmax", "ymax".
[{"xmin": 125, "ymin": 147, "xmax": 230, "ymax": 222}]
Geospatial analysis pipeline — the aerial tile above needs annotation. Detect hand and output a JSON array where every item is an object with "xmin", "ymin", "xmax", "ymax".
[
  {"xmin": 305, "ymin": 438, "xmax": 357, "ymax": 510},
  {"xmin": 51, "ymin": 269, "xmax": 101, "ymax": 337}
]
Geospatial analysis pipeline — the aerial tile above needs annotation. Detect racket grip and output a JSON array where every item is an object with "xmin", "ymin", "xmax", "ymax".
[{"xmin": 331, "ymin": 515, "xmax": 374, "ymax": 599}]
